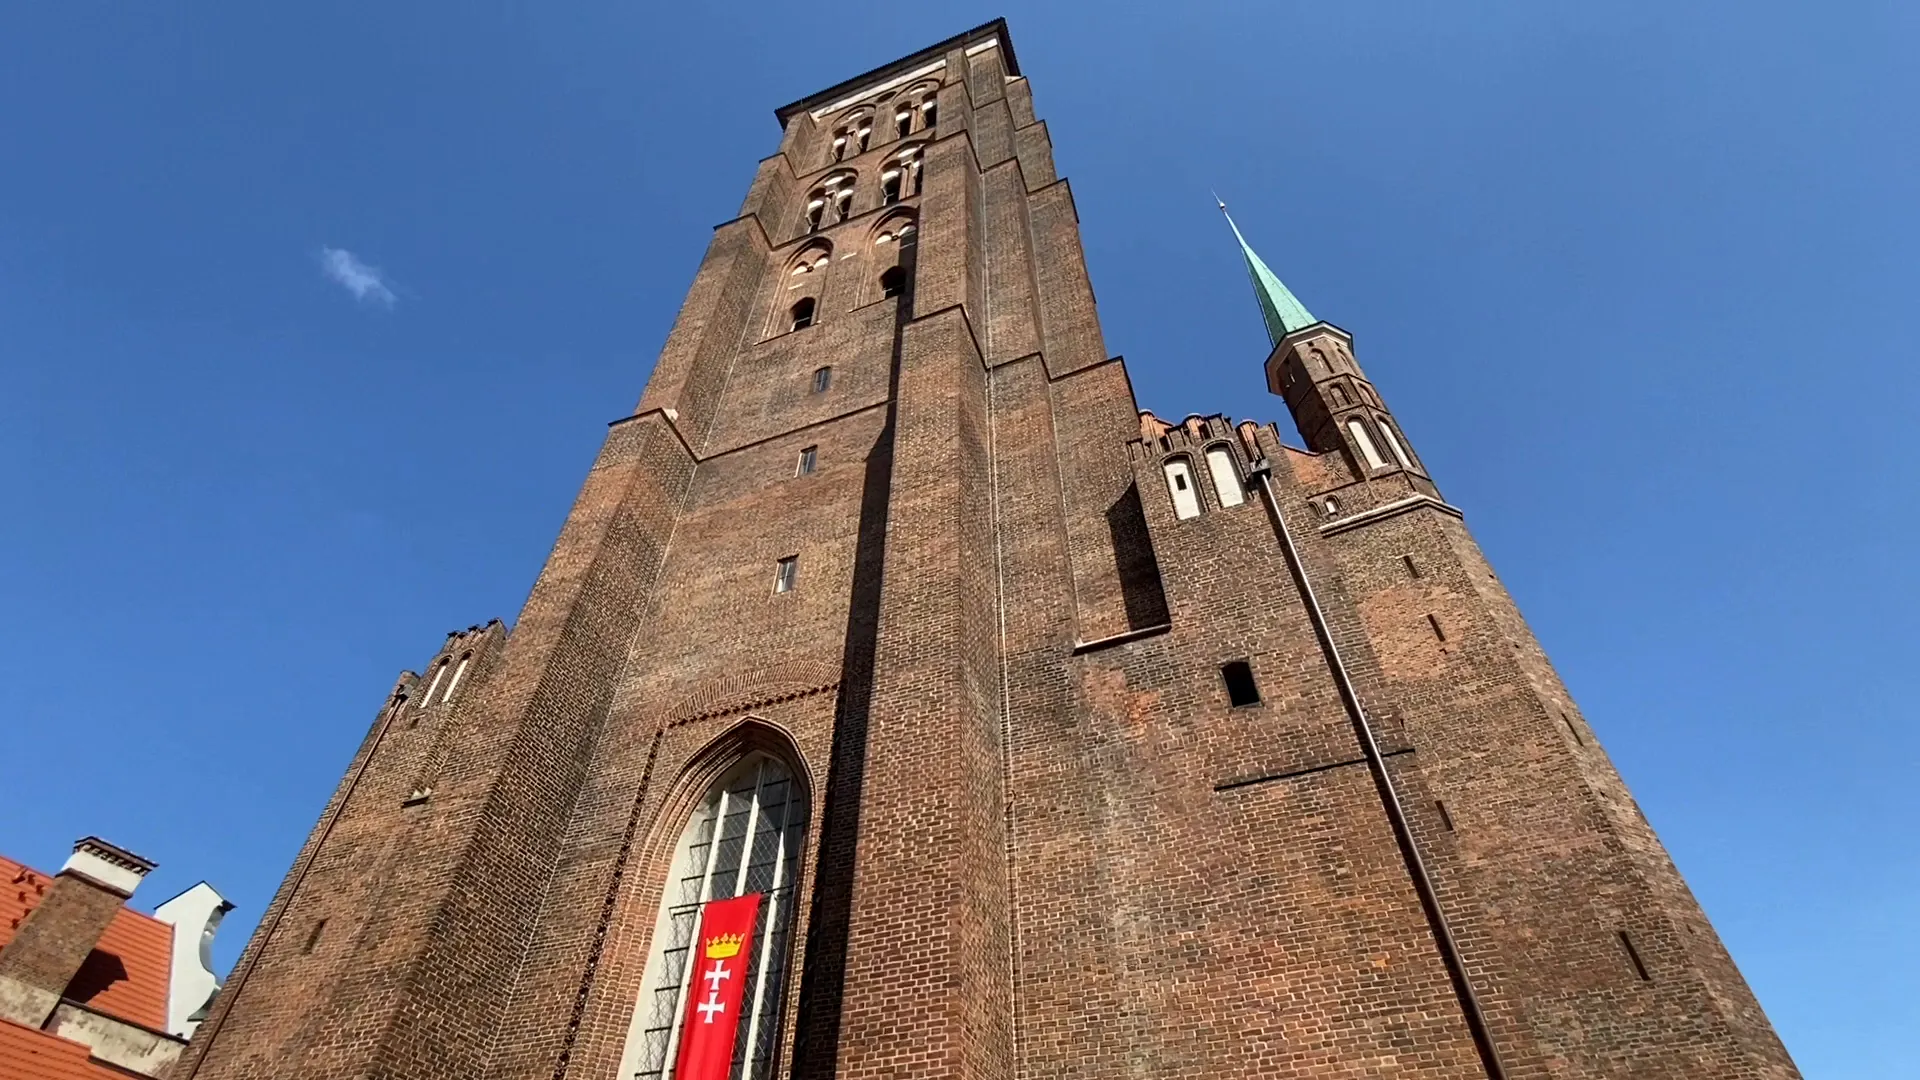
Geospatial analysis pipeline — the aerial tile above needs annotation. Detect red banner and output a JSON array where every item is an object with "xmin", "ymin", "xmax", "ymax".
[{"xmin": 673, "ymin": 892, "xmax": 763, "ymax": 1080}]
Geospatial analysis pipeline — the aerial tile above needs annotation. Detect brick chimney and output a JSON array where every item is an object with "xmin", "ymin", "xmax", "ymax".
[{"xmin": 0, "ymin": 837, "xmax": 154, "ymax": 1027}]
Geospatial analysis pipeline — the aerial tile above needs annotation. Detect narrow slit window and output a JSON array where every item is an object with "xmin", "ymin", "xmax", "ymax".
[
  {"xmin": 1348, "ymin": 418, "xmax": 1388, "ymax": 469},
  {"xmin": 1427, "ymin": 613, "xmax": 1447, "ymax": 641},
  {"xmin": 1435, "ymin": 800, "xmax": 1455, "ymax": 832},
  {"xmin": 880, "ymin": 266, "xmax": 907, "ymax": 299},
  {"xmin": 1221, "ymin": 661, "xmax": 1261, "ymax": 707},
  {"xmin": 811, "ymin": 366, "xmax": 832, "ymax": 393},
  {"xmin": 1204, "ymin": 446, "xmax": 1245, "ymax": 507},
  {"xmin": 1377, "ymin": 417, "xmax": 1413, "ymax": 469},
  {"xmin": 1618, "ymin": 931, "xmax": 1652, "ymax": 981},
  {"xmin": 442, "ymin": 652, "xmax": 472, "ymax": 703},
  {"xmin": 789, "ymin": 298, "xmax": 815, "ymax": 331},
  {"xmin": 302, "ymin": 919, "xmax": 327, "ymax": 955},
  {"xmin": 1163, "ymin": 459, "xmax": 1201, "ymax": 519},
  {"xmin": 774, "ymin": 555, "xmax": 799, "ymax": 594},
  {"xmin": 796, "ymin": 446, "xmax": 817, "ymax": 476},
  {"xmin": 1402, "ymin": 554, "xmax": 1421, "ymax": 579},
  {"xmin": 421, "ymin": 661, "xmax": 448, "ymax": 707}
]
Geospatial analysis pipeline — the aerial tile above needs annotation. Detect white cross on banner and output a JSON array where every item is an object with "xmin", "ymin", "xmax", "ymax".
[{"xmin": 672, "ymin": 893, "xmax": 763, "ymax": 1080}]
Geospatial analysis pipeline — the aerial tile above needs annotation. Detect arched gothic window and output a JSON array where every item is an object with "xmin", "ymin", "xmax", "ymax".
[
  {"xmin": 894, "ymin": 146, "xmax": 925, "ymax": 196},
  {"xmin": 1204, "ymin": 445, "xmax": 1244, "ymax": 508},
  {"xmin": 442, "ymin": 652, "xmax": 472, "ymax": 703},
  {"xmin": 880, "ymin": 265, "xmax": 907, "ymax": 299},
  {"xmin": 1163, "ymin": 457, "xmax": 1201, "ymax": 519},
  {"xmin": 618, "ymin": 753, "xmax": 809, "ymax": 1080},
  {"xmin": 1347, "ymin": 418, "xmax": 1387, "ymax": 470},
  {"xmin": 420, "ymin": 659, "xmax": 449, "ymax": 708},
  {"xmin": 789, "ymin": 297, "xmax": 815, "ymax": 331},
  {"xmin": 1377, "ymin": 417, "xmax": 1413, "ymax": 469}
]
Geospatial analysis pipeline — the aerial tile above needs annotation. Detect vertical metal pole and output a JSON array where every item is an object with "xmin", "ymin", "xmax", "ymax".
[
  {"xmin": 1245, "ymin": 460, "xmax": 1507, "ymax": 1080},
  {"xmin": 739, "ymin": 783, "xmax": 792, "ymax": 1078}
]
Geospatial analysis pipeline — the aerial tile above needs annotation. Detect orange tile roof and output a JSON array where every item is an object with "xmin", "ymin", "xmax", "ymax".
[
  {"xmin": 0, "ymin": 1019, "xmax": 124, "ymax": 1080},
  {"xmin": 0, "ymin": 856, "xmax": 173, "ymax": 1032}
]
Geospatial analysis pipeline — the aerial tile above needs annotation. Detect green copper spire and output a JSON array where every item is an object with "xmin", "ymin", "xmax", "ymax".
[{"xmin": 1217, "ymin": 197, "xmax": 1316, "ymax": 346}]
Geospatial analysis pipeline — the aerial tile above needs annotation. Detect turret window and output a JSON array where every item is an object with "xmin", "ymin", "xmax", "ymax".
[
  {"xmin": 1377, "ymin": 418, "xmax": 1413, "ymax": 469},
  {"xmin": 1329, "ymin": 383, "xmax": 1350, "ymax": 407},
  {"xmin": 1164, "ymin": 458, "xmax": 1201, "ymax": 520},
  {"xmin": 1204, "ymin": 446, "xmax": 1245, "ymax": 508},
  {"xmin": 1348, "ymin": 419, "xmax": 1388, "ymax": 470}
]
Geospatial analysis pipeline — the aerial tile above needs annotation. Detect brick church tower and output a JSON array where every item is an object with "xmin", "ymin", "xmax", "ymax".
[{"xmin": 174, "ymin": 20, "xmax": 1800, "ymax": 1080}]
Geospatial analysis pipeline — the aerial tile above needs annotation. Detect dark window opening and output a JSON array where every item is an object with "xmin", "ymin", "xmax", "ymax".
[
  {"xmin": 832, "ymin": 134, "xmax": 848, "ymax": 162},
  {"xmin": 303, "ymin": 919, "xmax": 327, "ymax": 955},
  {"xmin": 1402, "ymin": 554, "xmax": 1421, "ymax": 579},
  {"xmin": 856, "ymin": 125, "xmax": 871, "ymax": 151},
  {"xmin": 774, "ymin": 555, "xmax": 799, "ymax": 594},
  {"xmin": 789, "ymin": 297, "xmax": 815, "ymax": 331},
  {"xmin": 1436, "ymin": 800, "xmax": 1455, "ymax": 832},
  {"xmin": 1618, "ymin": 930, "xmax": 1652, "ymax": 981},
  {"xmin": 834, "ymin": 190, "xmax": 852, "ymax": 221},
  {"xmin": 811, "ymin": 366, "xmax": 832, "ymax": 393},
  {"xmin": 880, "ymin": 265, "xmax": 907, "ymax": 299},
  {"xmin": 1426, "ymin": 613, "xmax": 1446, "ymax": 642},
  {"xmin": 1330, "ymin": 383, "xmax": 1351, "ymax": 406},
  {"xmin": 1173, "ymin": 473, "xmax": 1188, "ymax": 491},
  {"xmin": 797, "ymin": 445, "xmax": 818, "ymax": 476},
  {"xmin": 1221, "ymin": 661, "xmax": 1261, "ymax": 707},
  {"xmin": 804, "ymin": 201, "xmax": 824, "ymax": 232},
  {"xmin": 881, "ymin": 172, "xmax": 902, "ymax": 204},
  {"xmin": 895, "ymin": 110, "xmax": 912, "ymax": 138},
  {"xmin": 921, "ymin": 98, "xmax": 938, "ymax": 128}
]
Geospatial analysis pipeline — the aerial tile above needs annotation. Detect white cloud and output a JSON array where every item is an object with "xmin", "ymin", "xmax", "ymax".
[{"xmin": 318, "ymin": 246, "xmax": 398, "ymax": 307}]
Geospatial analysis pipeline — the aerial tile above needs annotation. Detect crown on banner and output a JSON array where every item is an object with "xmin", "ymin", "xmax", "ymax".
[{"xmin": 704, "ymin": 934, "xmax": 746, "ymax": 959}]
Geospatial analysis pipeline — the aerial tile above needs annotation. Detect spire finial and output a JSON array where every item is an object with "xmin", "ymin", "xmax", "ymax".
[{"xmin": 1213, "ymin": 195, "xmax": 1316, "ymax": 347}]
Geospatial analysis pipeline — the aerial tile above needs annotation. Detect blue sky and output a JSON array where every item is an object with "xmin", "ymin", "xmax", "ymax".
[{"xmin": 2, "ymin": 2, "xmax": 1913, "ymax": 1074}]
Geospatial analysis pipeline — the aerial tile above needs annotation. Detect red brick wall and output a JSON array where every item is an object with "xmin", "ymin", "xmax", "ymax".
[{"xmin": 180, "ymin": 23, "xmax": 1798, "ymax": 1080}]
